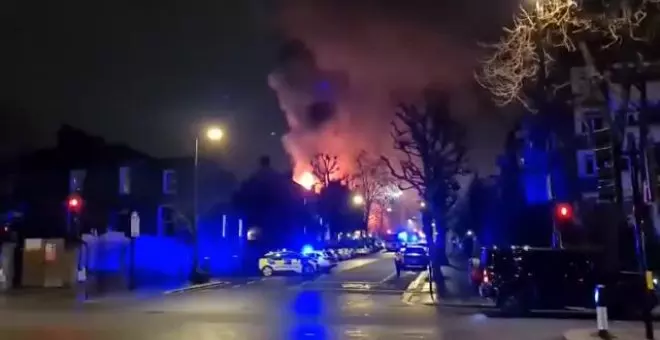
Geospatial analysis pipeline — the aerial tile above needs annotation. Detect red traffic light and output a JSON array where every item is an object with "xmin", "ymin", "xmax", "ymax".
[
  {"xmin": 68, "ymin": 198, "xmax": 80, "ymax": 207},
  {"xmin": 555, "ymin": 203, "xmax": 572, "ymax": 220},
  {"xmin": 67, "ymin": 194, "xmax": 83, "ymax": 211}
]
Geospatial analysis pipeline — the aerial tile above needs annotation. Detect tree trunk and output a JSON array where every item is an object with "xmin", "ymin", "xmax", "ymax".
[{"xmin": 423, "ymin": 211, "xmax": 447, "ymax": 297}]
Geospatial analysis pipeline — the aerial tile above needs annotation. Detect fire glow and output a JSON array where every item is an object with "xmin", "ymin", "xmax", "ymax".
[{"xmin": 297, "ymin": 171, "xmax": 316, "ymax": 191}]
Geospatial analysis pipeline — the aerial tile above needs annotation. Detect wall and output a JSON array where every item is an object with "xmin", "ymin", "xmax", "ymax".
[{"xmin": 82, "ymin": 214, "xmax": 247, "ymax": 289}]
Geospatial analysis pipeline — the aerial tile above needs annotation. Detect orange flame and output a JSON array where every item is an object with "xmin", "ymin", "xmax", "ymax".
[{"xmin": 296, "ymin": 171, "xmax": 317, "ymax": 191}]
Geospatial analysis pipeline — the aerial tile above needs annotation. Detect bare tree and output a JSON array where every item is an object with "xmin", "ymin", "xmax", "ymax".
[
  {"xmin": 475, "ymin": 0, "xmax": 658, "ymax": 108},
  {"xmin": 352, "ymin": 150, "xmax": 392, "ymax": 229},
  {"xmin": 382, "ymin": 92, "xmax": 467, "ymax": 282},
  {"xmin": 310, "ymin": 153, "xmax": 340, "ymax": 189}
]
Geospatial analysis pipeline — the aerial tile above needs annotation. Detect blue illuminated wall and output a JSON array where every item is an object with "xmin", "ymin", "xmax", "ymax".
[{"xmin": 85, "ymin": 213, "xmax": 247, "ymax": 288}]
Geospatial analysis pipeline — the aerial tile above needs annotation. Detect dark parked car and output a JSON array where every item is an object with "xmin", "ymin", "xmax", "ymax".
[
  {"xmin": 479, "ymin": 246, "xmax": 657, "ymax": 316},
  {"xmin": 395, "ymin": 245, "xmax": 429, "ymax": 277}
]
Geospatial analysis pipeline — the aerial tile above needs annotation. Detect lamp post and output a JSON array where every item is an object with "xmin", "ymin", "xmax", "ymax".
[{"xmin": 192, "ymin": 126, "xmax": 224, "ymax": 278}]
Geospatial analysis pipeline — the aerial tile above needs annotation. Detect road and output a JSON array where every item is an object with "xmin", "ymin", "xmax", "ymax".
[{"xmin": 0, "ymin": 251, "xmax": 652, "ymax": 339}]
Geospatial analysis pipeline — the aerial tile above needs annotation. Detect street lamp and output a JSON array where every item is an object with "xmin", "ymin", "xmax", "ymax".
[
  {"xmin": 352, "ymin": 194, "xmax": 365, "ymax": 206},
  {"xmin": 206, "ymin": 127, "xmax": 224, "ymax": 141},
  {"xmin": 192, "ymin": 125, "xmax": 224, "ymax": 278}
]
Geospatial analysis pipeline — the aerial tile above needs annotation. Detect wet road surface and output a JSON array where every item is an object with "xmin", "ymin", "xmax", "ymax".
[{"xmin": 0, "ymin": 252, "xmax": 650, "ymax": 339}]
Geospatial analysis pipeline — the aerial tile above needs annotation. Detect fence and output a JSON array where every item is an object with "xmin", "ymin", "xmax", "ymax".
[{"xmin": 82, "ymin": 214, "xmax": 247, "ymax": 293}]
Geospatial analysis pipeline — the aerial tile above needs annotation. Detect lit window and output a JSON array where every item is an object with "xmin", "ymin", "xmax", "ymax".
[
  {"xmin": 119, "ymin": 166, "xmax": 131, "ymax": 195},
  {"xmin": 162, "ymin": 169, "xmax": 177, "ymax": 194}
]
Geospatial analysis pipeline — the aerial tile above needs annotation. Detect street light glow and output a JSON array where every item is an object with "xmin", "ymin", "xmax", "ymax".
[
  {"xmin": 420, "ymin": 201, "xmax": 426, "ymax": 208},
  {"xmin": 386, "ymin": 207, "xmax": 392, "ymax": 213},
  {"xmin": 206, "ymin": 127, "xmax": 224, "ymax": 141},
  {"xmin": 352, "ymin": 194, "xmax": 365, "ymax": 206}
]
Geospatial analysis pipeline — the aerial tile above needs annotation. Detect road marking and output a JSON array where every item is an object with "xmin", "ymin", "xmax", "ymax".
[
  {"xmin": 335, "ymin": 258, "xmax": 380, "ymax": 272},
  {"xmin": 246, "ymin": 281, "xmax": 256, "ymax": 285},
  {"xmin": 163, "ymin": 281, "xmax": 229, "ymax": 295},
  {"xmin": 401, "ymin": 270, "xmax": 429, "ymax": 305},
  {"xmin": 292, "ymin": 287, "xmax": 404, "ymax": 294},
  {"xmin": 379, "ymin": 271, "xmax": 396, "ymax": 284},
  {"xmin": 341, "ymin": 283, "xmax": 372, "ymax": 290},
  {"xmin": 232, "ymin": 285, "xmax": 241, "ymax": 288}
]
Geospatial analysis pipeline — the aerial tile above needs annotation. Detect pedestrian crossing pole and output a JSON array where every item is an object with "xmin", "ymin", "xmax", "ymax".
[{"xmin": 594, "ymin": 284, "xmax": 610, "ymax": 339}]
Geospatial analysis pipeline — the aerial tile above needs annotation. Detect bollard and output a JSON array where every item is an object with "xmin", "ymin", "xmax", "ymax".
[{"xmin": 595, "ymin": 284, "xmax": 610, "ymax": 339}]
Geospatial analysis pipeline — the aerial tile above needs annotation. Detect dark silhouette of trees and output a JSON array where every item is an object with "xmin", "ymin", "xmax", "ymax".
[
  {"xmin": 232, "ymin": 156, "xmax": 312, "ymax": 250},
  {"xmin": 310, "ymin": 153, "xmax": 340, "ymax": 189},
  {"xmin": 382, "ymin": 91, "xmax": 467, "ymax": 292},
  {"xmin": 352, "ymin": 150, "xmax": 392, "ymax": 231},
  {"xmin": 307, "ymin": 153, "xmax": 362, "ymax": 238},
  {"xmin": 316, "ymin": 179, "xmax": 362, "ymax": 238}
]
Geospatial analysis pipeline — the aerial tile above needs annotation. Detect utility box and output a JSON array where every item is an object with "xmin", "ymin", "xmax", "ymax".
[{"xmin": 21, "ymin": 238, "xmax": 78, "ymax": 288}]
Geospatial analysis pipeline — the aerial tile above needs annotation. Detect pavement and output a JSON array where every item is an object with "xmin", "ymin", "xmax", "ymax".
[
  {"xmin": 0, "ymin": 251, "xmax": 657, "ymax": 339},
  {"xmin": 563, "ymin": 327, "xmax": 660, "ymax": 340}
]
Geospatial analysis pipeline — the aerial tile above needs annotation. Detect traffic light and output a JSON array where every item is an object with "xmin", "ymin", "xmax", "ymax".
[
  {"xmin": 67, "ymin": 194, "xmax": 83, "ymax": 213},
  {"xmin": 555, "ymin": 203, "xmax": 573, "ymax": 221},
  {"xmin": 66, "ymin": 194, "xmax": 83, "ymax": 236},
  {"xmin": 592, "ymin": 126, "xmax": 622, "ymax": 203}
]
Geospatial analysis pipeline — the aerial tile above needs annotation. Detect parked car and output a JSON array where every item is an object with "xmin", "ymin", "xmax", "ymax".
[
  {"xmin": 394, "ymin": 245, "xmax": 430, "ymax": 277},
  {"xmin": 479, "ymin": 246, "xmax": 658, "ymax": 316},
  {"xmin": 305, "ymin": 251, "xmax": 336, "ymax": 272},
  {"xmin": 258, "ymin": 251, "xmax": 317, "ymax": 277},
  {"xmin": 323, "ymin": 249, "xmax": 341, "ymax": 262},
  {"xmin": 355, "ymin": 246, "xmax": 370, "ymax": 256}
]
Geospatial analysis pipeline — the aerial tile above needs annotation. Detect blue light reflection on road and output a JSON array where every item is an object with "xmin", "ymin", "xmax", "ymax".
[
  {"xmin": 289, "ymin": 290, "xmax": 328, "ymax": 339},
  {"xmin": 292, "ymin": 290, "xmax": 323, "ymax": 317},
  {"xmin": 289, "ymin": 323, "xmax": 328, "ymax": 340}
]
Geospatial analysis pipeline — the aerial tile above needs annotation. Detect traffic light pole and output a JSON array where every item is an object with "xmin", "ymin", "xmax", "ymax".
[
  {"xmin": 192, "ymin": 137, "xmax": 200, "ymax": 279},
  {"xmin": 627, "ymin": 137, "xmax": 655, "ymax": 340}
]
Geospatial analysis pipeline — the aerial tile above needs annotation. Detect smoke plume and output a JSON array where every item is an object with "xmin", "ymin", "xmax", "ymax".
[{"xmin": 268, "ymin": 1, "xmax": 516, "ymax": 182}]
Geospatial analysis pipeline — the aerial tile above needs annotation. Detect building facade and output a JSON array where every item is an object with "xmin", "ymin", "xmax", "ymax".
[
  {"xmin": 0, "ymin": 125, "xmax": 237, "ymax": 239},
  {"xmin": 570, "ymin": 64, "xmax": 660, "ymax": 206}
]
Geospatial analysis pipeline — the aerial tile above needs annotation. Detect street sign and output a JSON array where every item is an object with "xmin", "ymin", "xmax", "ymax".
[{"xmin": 130, "ymin": 211, "xmax": 140, "ymax": 237}]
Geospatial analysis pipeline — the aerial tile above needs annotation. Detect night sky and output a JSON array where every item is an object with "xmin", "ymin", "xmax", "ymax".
[
  {"xmin": 2, "ymin": 0, "xmax": 287, "ymax": 175},
  {"xmin": 2, "ymin": 0, "xmax": 517, "ymax": 177}
]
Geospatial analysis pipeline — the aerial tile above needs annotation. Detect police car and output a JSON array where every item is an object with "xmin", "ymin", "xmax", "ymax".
[
  {"xmin": 304, "ymin": 250, "xmax": 337, "ymax": 272},
  {"xmin": 258, "ymin": 250, "xmax": 317, "ymax": 277}
]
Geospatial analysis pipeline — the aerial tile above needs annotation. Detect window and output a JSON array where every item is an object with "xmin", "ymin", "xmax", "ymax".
[
  {"xmin": 580, "ymin": 115, "xmax": 604, "ymax": 134},
  {"xmin": 119, "ymin": 166, "xmax": 131, "ymax": 195},
  {"xmin": 592, "ymin": 117, "xmax": 604, "ymax": 131},
  {"xmin": 162, "ymin": 169, "xmax": 177, "ymax": 194},
  {"xmin": 157, "ymin": 205, "xmax": 177, "ymax": 236},
  {"xmin": 580, "ymin": 111, "xmax": 604, "ymax": 133},
  {"xmin": 69, "ymin": 169, "xmax": 86, "ymax": 193},
  {"xmin": 620, "ymin": 156, "xmax": 630, "ymax": 171},
  {"xmin": 585, "ymin": 154, "xmax": 595, "ymax": 175},
  {"xmin": 578, "ymin": 151, "xmax": 597, "ymax": 178}
]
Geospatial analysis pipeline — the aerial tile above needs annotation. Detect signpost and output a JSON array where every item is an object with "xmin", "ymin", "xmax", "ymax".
[
  {"xmin": 129, "ymin": 211, "xmax": 139, "ymax": 290},
  {"xmin": 130, "ymin": 211, "xmax": 140, "ymax": 237}
]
